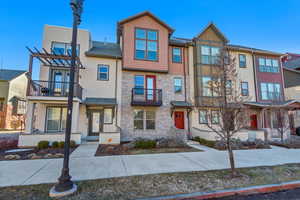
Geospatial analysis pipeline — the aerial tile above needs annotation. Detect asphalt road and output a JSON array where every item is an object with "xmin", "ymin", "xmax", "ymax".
[{"xmin": 210, "ymin": 188, "xmax": 300, "ymax": 200}]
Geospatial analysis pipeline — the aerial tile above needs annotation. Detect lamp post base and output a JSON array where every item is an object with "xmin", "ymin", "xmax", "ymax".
[{"xmin": 49, "ymin": 183, "xmax": 77, "ymax": 198}]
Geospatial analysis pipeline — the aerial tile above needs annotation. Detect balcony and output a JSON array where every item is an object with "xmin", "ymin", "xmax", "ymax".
[
  {"xmin": 28, "ymin": 80, "xmax": 83, "ymax": 99},
  {"xmin": 131, "ymin": 88, "xmax": 162, "ymax": 106}
]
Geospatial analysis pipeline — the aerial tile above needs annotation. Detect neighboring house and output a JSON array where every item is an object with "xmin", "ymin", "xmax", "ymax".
[
  {"xmin": 282, "ymin": 53, "xmax": 300, "ymax": 70},
  {"xmin": 0, "ymin": 69, "xmax": 27, "ymax": 130},
  {"xmin": 20, "ymin": 11, "xmax": 298, "ymax": 146}
]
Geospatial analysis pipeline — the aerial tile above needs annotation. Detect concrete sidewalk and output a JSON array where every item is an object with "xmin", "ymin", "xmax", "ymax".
[{"xmin": 1, "ymin": 145, "xmax": 300, "ymax": 187}]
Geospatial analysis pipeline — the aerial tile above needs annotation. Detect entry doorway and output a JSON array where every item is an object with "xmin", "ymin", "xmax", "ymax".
[
  {"xmin": 250, "ymin": 114, "xmax": 258, "ymax": 130},
  {"xmin": 174, "ymin": 111, "xmax": 184, "ymax": 129},
  {"xmin": 87, "ymin": 110, "xmax": 103, "ymax": 140},
  {"xmin": 145, "ymin": 75, "xmax": 156, "ymax": 101}
]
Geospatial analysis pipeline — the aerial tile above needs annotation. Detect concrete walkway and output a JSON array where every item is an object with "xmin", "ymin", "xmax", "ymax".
[{"xmin": 1, "ymin": 144, "xmax": 300, "ymax": 187}]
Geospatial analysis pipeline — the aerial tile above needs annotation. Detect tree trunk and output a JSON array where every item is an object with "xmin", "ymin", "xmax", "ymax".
[
  {"xmin": 226, "ymin": 136, "xmax": 237, "ymax": 177},
  {"xmin": 280, "ymin": 130, "xmax": 284, "ymax": 143}
]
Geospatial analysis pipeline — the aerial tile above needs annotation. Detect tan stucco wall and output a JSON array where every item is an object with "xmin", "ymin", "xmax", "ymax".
[
  {"xmin": 230, "ymin": 50, "xmax": 256, "ymax": 101},
  {"xmin": 7, "ymin": 73, "xmax": 27, "ymax": 103},
  {"xmin": 285, "ymin": 86, "xmax": 300, "ymax": 100}
]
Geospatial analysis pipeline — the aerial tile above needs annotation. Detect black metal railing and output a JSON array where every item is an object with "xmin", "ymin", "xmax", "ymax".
[
  {"xmin": 28, "ymin": 80, "xmax": 83, "ymax": 99},
  {"xmin": 131, "ymin": 88, "xmax": 162, "ymax": 106}
]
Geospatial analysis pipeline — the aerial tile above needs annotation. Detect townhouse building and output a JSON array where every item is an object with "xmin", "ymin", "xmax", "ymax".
[{"xmin": 20, "ymin": 11, "xmax": 299, "ymax": 146}]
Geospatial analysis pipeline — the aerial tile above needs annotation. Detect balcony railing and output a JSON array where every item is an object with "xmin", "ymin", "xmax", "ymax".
[
  {"xmin": 28, "ymin": 80, "xmax": 83, "ymax": 99},
  {"xmin": 131, "ymin": 88, "xmax": 162, "ymax": 106}
]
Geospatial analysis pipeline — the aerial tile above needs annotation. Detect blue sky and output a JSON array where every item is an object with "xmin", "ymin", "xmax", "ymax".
[{"xmin": 1, "ymin": 0, "xmax": 300, "ymax": 72}]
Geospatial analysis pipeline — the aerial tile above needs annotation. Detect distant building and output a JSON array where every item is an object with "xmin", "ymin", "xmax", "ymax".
[{"xmin": 0, "ymin": 69, "xmax": 27, "ymax": 130}]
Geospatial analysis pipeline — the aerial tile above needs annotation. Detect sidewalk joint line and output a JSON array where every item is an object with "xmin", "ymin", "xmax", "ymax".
[{"xmin": 21, "ymin": 160, "xmax": 52, "ymax": 185}]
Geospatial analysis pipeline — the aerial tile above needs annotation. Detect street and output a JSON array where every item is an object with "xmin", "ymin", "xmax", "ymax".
[{"xmin": 211, "ymin": 188, "xmax": 300, "ymax": 200}]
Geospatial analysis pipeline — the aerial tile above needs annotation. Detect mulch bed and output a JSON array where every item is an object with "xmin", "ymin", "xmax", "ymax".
[
  {"xmin": 0, "ymin": 146, "xmax": 78, "ymax": 161},
  {"xmin": 95, "ymin": 143, "xmax": 201, "ymax": 156},
  {"xmin": 271, "ymin": 142, "xmax": 300, "ymax": 149}
]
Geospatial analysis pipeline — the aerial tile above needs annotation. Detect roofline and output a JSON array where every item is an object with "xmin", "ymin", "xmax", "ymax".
[
  {"xmin": 85, "ymin": 51, "xmax": 122, "ymax": 59},
  {"xmin": 196, "ymin": 22, "xmax": 229, "ymax": 43},
  {"xmin": 44, "ymin": 24, "xmax": 89, "ymax": 32},
  {"xmin": 283, "ymin": 67, "xmax": 300, "ymax": 74},
  {"xmin": 117, "ymin": 11, "xmax": 175, "ymax": 34},
  {"xmin": 227, "ymin": 45, "xmax": 283, "ymax": 56}
]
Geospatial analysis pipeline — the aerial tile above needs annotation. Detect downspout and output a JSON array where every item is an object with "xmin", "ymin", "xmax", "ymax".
[
  {"xmin": 184, "ymin": 45, "xmax": 191, "ymax": 138},
  {"xmin": 115, "ymin": 57, "xmax": 119, "ymax": 128},
  {"xmin": 251, "ymin": 51, "xmax": 258, "ymax": 102},
  {"xmin": 183, "ymin": 47, "xmax": 187, "ymax": 102}
]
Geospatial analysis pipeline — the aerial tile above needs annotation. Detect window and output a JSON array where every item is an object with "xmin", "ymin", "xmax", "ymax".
[
  {"xmin": 239, "ymin": 54, "xmax": 246, "ymax": 68},
  {"xmin": 104, "ymin": 108, "xmax": 113, "ymax": 124},
  {"xmin": 260, "ymin": 82, "xmax": 281, "ymax": 100},
  {"xmin": 211, "ymin": 110, "xmax": 220, "ymax": 124},
  {"xmin": 135, "ymin": 28, "xmax": 158, "ymax": 61},
  {"xmin": 258, "ymin": 57, "xmax": 279, "ymax": 73},
  {"xmin": 146, "ymin": 111, "xmax": 155, "ymax": 130},
  {"xmin": 241, "ymin": 82, "xmax": 249, "ymax": 96},
  {"xmin": 172, "ymin": 47, "xmax": 182, "ymax": 63},
  {"xmin": 199, "ymin": 110, "xmax": 208, "ymax": 124},
  {"xmin": 201, "ymin": 46, "xmax": 220, "ymax": 64},
  {"xmin": 174, "ymin": 77, "xmax": 182, "ymax": 93},
  {"xmin": 134, "ymin": 110, "xmax": 155, "ymax": 130},
  {"xmin": 52, "ymin": 42, "xmax": 79, "ymax": 56},
  {"xmin": 202, "ymin": 76, "xmax": 220, "ymax": 97},
  {"xmin": 226, "ymin": 80, "xmax": 232, "ymax": 95},
  {"xmin": 0, "ymin": 99, "xmax": 4, "ymax": 112},
  {"xmin": 134, "ymin": 75, "xmax": 145, "ymax": 95},
  {"xmin": 97, "ymin": 65, "xmax": 109, "ymax": 80},
  {"xmin": 46, "ymin": 107, "xmax": 67, "ymax": 132}
]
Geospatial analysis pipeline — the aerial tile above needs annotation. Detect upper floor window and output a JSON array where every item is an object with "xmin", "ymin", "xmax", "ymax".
[
  {"xmin": 258, "ymin": 58, "xmax": 279, "ymax": 73},
  {"xmin": 174, "ymin": 77, "xmax": 182, "ymax": 93},
  {"xmin": 260, "ymin": 82, "xmax": 281, "ymax": 100},
  {"xmin": 241, "ymin": 82, "xmax": 249, "ymax": 96},
  {"xmin": 97, "ymin": 65, "xmax": 109, "ymax": 81},
  {"xmin": 51, "ymin": 42, "xmax": 79, "ymax": 56},
  {"xmin": 172, "ymin": 47, "xmax": 182, "ymax": 63},
  {"xmin": 202, "ymin": 76, "xmax": 220, "ymax": 97},
  {"xmin": 135, "ymin": 28, "xmax": 158, "ymax": 61},
  {"xmin": 239, "ymin": 54, "xmax": 246, "ymax": 68},
  {"xmin": 134, "ymin": 75, "xmax": 145, "ymax": 95},
  {"xmin": 201, "ymin": 46, "xmax": 220, "ymax": 65}
]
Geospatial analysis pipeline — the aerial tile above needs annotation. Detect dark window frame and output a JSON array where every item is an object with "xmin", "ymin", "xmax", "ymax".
[
  {"xmin": 51, "ymin": 41, "xmax": 80, "ymax": 56},
  {"xmin": 199, "ymin": 110, "xmax": 208, "ymax": 124},
  {"xmin": 134, "ymin": 27, "xmax": 159, "ymax": 62},
  {"xmin": 97, "ymin": 64, "xmax": 109, "ymax": 81},
  {"xmin": 172, "ymin": 47, "xmax": 182, "ymax": 63},
  {"xmin": 45, "ymin": 106, "xmax": 67, "ymax": 133},
  {"xmin": 239, "ymin": 54, "xmax": 246, "ymax": 68},
  {"xmin": 241, "ymin": 82, "xmax": 249, "ymax": 96}
]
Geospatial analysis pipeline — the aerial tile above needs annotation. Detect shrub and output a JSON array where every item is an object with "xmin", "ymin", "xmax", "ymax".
[
  {"xmin": 193, "ymin": 137, "xmax": 216, "ymax": 148},
  {"xmin": 58, "ymin": 141, "xmax": 65, "ymax": 148},
  {"xmin": 70, "ymin": 140, "xmax": 76, "ymax": 148},
  {"xmin": 37, "ymin": 141, "xmax": 49, "ymax": 149},
  {"xmin": 52, "ymin": 141, "xmax": 59, "ymax": 148},
  {"xmin": 135, "ymin": 139, "xmax": 156, "ymax": 149}
]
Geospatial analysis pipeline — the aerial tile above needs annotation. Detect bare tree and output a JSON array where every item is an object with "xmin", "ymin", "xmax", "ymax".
[{"xmin": 205, "ymin": 48, "xmax": 250, "ymax": 176}]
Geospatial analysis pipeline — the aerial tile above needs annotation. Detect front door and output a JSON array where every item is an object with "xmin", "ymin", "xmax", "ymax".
[
  {"xmin": 174, "ymin": 111, "xmax": 184, "ymax": 129},
  {"xmin": 250, "ymin": 114, "xmax": 258, "ymax": 130},
  {"xmin": 146, "ymin": 75, "xmax": 156, "ymax": 101},
  {"xmin": 88, "ymin": 110, "xmax": 103, "ymax": 140},
  {"xmin": 51, "ymin": 69, "xmax": 70, "ymax": 96}
]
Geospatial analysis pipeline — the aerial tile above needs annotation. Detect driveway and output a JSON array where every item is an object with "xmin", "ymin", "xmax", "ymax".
[{"xmin": 1, "ymin": 143, "xmax": 300, "ymax": 187}]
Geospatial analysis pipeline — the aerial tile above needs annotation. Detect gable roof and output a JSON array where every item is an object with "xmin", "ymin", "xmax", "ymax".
[
  {"xmin": 196, "ymin": 22, "xmax": 229, "ymax": 43},
  {"xmin": 283, "ymin": 57, "xmax": 300, "ymax": 70},
  {"xmin": 85, "ymin": 41, "xmax": 122, "ymax": 59},
  {"xmin": 118, "ymin": 11, "xmax": 174, "ymax": 34},
  {"xmin": 0, "ymin": 69, "xmax": 26, "ymax": 81}
]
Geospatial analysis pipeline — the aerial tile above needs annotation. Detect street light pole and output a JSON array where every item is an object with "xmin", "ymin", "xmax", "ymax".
[{"xmin": 49, "ymin": 0, "xmax": 84, "ymax": 197}]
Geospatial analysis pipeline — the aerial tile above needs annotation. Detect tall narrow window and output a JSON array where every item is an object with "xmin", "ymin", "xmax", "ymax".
[
  {"xmin": 146, "ymin": 111, "xmax": 155, "ymax": 130},
  {"xmin": 174, "ymin": 77, "xmax": 182, "ymax": 93},
  {"xmin": 97, "ymin": 65, "xmax": 109, "ymax": 81},
  {"xmin": 241, "ymin": 82, "xmax": 249, "ymax": 96},
  {"xmin": 172, "ymin": 47, "xmax": 182, "ymax": 63},
  {"xmin": 211, "ymin": 110, "xmax": 220, "ymax": 124},
  {"xmin": 134, "ymin": 110, "xmax": 144, "ymax": 130},
  {"xmin": 226, "ymin": 80, "xmax": 232, "ymax": 95},
  {"xmin": 199, "ymin": 110, "xmax": 208, "ymax": 124},
  {"xmin": 0, "ymin": 99, "xmax": 4, "ymax": 112},
  {"xmin": 104, "ymin": 108, "xmax": 113, "ymax": 124},
  {"xmin": 239, "ymin": 54, "xmax": 246, "ymax": 68},
  {"xmin": 135, "ymin": 28, "xmax": 158, "ymax": 61},
  {"xmin": 46, "ymin": 107, "xmax": 67, "ymax": 132},
  {"xmin": 202, "ymin": 76, "xmax": 212, "ymax": 96},
  {"xmin": 134, "ymin": 75, "xmax": 144, "ymax": 95}
]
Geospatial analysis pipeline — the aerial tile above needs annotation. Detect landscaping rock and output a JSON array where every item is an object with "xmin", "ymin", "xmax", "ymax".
[
  {"xmin": 123, "ymin": 142, "xmax": 135, "ymax": 149},
  {"xmin": 4, "ymin": 154, "xmax": 20, "ymax": 160},
  {"xmin": 31, "ymin": 155, "xmax": 42, "ymax": 159},
  {"xmin": 44, "ymin": 153, "xmax": 53, "ymax": 158},
  {"xmin": 27, "ymin": 153, "xmax": 37, "ymax": 159},
  {"xmin": 54, "ymin": 153, "xmax": 64, "ymax": 157}
]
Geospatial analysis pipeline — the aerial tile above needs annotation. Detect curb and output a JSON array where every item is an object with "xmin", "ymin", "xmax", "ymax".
[{"xmin": 137, "ymin": 180, "xmax": 300, "ymax": 200}]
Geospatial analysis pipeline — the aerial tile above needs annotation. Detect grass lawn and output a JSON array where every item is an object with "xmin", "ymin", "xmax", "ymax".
[{"xmin": 2, "ymin": 163, "xmax": 300, "ymax": 200}]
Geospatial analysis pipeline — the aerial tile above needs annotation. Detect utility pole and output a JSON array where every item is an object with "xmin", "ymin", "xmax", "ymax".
[{"xmin": 49, "ymin": 0, "xmax": 84, "ymax": 197}]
